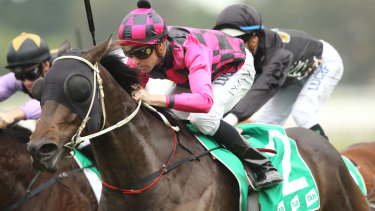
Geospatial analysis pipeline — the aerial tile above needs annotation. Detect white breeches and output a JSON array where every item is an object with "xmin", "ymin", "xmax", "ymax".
[{"xmin": 255, "ymin": 40, "xmax": 343, "ymax": 128}]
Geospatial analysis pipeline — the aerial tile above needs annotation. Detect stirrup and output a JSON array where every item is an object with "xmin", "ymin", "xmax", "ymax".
[{"xmin": 243, "ymin": 166, "xmax": 258, "ymax": 192}]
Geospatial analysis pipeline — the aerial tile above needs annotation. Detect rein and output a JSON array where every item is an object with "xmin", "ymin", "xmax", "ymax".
[{"xmin": 3, "ymin": 166, "xmax": 94, "ymax": 211}]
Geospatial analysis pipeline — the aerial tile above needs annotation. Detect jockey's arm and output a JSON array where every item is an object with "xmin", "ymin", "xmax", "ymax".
[{"xmin": 225, "ymin": 49, "xmax": 293, "ymax": 125}]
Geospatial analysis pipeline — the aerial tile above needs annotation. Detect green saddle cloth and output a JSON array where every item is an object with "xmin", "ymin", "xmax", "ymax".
[
  {"xmin": 342, "ymin": 155, "xmax": 367, "ymax": 195},
  {"xmin": 72, "ymin": 149, "xmax": 102, "ymax": 202},
  {"xmin": 188, "ymin": 123, "xmax": 320, "ymax": 211},
  {"xmin": 73, "ymin": 149, "xmax": 100, "ymax": 178}
]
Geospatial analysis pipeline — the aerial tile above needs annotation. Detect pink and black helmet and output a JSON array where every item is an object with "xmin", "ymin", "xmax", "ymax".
[{"xmin": 118, "ymin": 0, "xmax": 168, "ymax": 46}]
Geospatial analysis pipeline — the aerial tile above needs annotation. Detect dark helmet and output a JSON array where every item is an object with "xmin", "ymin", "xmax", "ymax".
[
  {"xmin": 5, "ymin": 32, "xmax": 50, "ymax": 69},
  {"xmin": 117, "ymin": 0, "xmax": 168, "ymax": 46},
  {"xmin": 213, "ymin": 4, "xmax": 263, "ymax": 37}
]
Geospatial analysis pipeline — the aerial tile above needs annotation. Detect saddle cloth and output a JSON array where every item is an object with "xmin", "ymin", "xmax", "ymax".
[
  {"xmin": 188, "ymin": 123, "xmax": 320, "ymax": 211},
  {"xmin": 342, "ymin": 155, "xmax": 367, "ymax": 195}
]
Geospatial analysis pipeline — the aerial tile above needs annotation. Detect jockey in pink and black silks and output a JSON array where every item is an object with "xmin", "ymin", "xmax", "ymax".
[
  {"xmin": 117, "ymin": 0, "xmax": 283, "ymax": 190},
  {"xmin": 124, "ymin": 26, "xmax": 248, "ymax": 113}
]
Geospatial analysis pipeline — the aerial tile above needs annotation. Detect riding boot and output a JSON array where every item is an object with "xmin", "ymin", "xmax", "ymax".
[
  {"xmin": 213, "ymin": 120, "xmax": 283, "ymax": 190},
  {"xmin": 77, "ymin": 145, "xmax": 97, "ymax": 167}
]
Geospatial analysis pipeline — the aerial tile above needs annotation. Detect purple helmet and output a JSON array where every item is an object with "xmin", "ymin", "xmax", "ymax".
[{"xmin": 118, "ymin": 0, "xmax": 168, "ymax": 46}]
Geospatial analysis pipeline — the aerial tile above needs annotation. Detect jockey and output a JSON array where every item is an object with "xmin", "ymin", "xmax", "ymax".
[
  {"xmin": 117, "ymin": 0, "xmax": 283, "ymax": 189},
  {"xmin": 214, "ymin": 4, "xmax": 344, "ymax": 140},
  {"xmin": 0, "ymin": 32, "xmax": 96, "ymax": 165}
]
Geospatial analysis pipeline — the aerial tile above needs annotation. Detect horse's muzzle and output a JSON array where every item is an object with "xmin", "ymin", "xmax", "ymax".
[{"xmin": 27, "ymin": 140, "xmax": 59, "ymax": 172}]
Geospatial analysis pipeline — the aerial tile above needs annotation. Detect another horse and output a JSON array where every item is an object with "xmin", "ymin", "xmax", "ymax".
[
  {"xmin": 27, "ymin": 38, "xmax": 369, "ymax": 210},
  {"xmin": 341, "ymin": 142, "xmax": 375, "ymax": 209},
  {"xmin": 0, "ymin": 124, "xmax": 97, "ymax": 211}
]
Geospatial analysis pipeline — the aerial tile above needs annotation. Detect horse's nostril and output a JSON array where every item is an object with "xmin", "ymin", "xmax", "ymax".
[{"xmin": 38, "ymin": 143, "xmax": 58, "ymax": 158}]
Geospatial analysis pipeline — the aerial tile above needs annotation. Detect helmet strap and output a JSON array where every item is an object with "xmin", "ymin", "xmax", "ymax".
[{"xmin": 158, "ymin": 56, "xmax": 164, "ymax": 68}]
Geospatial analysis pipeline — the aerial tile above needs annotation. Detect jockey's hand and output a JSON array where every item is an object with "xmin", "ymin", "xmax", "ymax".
[
  {"xmin": 0, "ymin": 112, "xmax": 16, "ymax": 129},
  {"xmin": 131, "ymin": 86, "xmax": 167, "ymax": 107},
  {"xmin": 0, "ymin": 109, "xmax": 26, "ymax": 129},
  {"xmin": 131, "ymin": 86, "xmax": 150, "ymax": 103}
]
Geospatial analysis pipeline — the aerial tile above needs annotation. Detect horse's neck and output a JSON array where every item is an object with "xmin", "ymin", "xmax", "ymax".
[{"xmin": 93, "ymin": 72, "xmax": 172, "ymax": 184}]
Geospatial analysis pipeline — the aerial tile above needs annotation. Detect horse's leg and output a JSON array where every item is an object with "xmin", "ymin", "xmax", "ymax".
[
  {"xmin": 286, "ymin": 127, "xmax": 369, "ymax": 211},
  {"xmin": 170, "ymin": 157, "xmax": 240, "ymax": 211},
  {"xmin": 172, "ymin": 184, "xmax": 222, "ymax": 211}
]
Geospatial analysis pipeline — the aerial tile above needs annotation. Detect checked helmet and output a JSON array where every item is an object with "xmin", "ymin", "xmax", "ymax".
[{"xmin": 118, "ymin": 0, "xmax": 168, "ymax": 46}]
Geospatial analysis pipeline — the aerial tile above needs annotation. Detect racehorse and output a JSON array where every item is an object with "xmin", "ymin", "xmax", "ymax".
[
  {"xmin": 26, "ymin": 38, "xmax": 369, "ymax": 210},
  {"xmin": 341, "ymin": 142, "xmax": 375, "ymax": 209},
  {"xmin": 0, "ymin": 124, "xmax": 97, "ymax": 211}
]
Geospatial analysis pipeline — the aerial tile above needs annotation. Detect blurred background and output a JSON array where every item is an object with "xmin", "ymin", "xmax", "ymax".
[{"xmin": 0, "ymin": 0, "xmax": 374, "ymax": 149}]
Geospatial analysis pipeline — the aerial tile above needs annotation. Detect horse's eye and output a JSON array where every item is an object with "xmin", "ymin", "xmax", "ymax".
[
  {"xmin": 31, "ymin": 78, "xmax": 45, "ymax": 101},
  {"xmin": 64, "ymin": 74, "xmax": 92, "ymax": 104}
]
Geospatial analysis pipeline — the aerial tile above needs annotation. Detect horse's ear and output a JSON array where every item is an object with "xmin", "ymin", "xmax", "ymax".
[
  {"xmin": 57, "ymin": 40, "xmax": 71, "ymax": 57},
  {"xmin": 83, "ymin": 35, "xmax": 112, "ymax": 64}
]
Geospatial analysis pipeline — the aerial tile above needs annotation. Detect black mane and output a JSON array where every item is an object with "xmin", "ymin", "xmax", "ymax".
[
  {"xmin": 99, "ymin": 44, "xmax": 141, "ymax": 94},
  {"xmin": 98, "ymin": 44, "xmax": 186, "ymax": 131}
]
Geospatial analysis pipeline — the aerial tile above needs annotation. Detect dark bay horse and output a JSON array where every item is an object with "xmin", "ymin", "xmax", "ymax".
[
  {"xmin": 0, "ymin": 124, "xmax": 97, "ymax": 211},
  {"xmin": 341, "ymin": 142, "xmax": 375, "ymax": 209},
  {"xmin": 26, "ymin": 38, "xmax": 369, "ymax": 210}
]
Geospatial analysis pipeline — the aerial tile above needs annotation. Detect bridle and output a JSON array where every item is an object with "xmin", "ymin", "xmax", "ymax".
[
  {"xmin": 51, "ymin": 55, "xmax": 181, "ymax": 194},
  {"xmin": 52, "ymin": 55, "xmax": 106, "ymax": 151},
  {"xmin": 53, "ymin": 55, "xmax": 180, "ymax": 151}
]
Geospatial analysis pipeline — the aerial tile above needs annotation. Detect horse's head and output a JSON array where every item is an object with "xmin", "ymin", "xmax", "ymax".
[{"xmin": 27, "ymin": 38, "xmax": 112, "ymax": 172}]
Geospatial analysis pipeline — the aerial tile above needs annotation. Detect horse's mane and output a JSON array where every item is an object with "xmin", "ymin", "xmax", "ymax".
[
  {"xmin": 99, "ymin": 44, "xmax": 141, "ymax": 94},
  {"xmin": 0, "ymin": 124, "xmax": 32, "ymax": 144},
  {"xmin": 98, "ymin": 44, "xmax": 190, "ymax": 133}
]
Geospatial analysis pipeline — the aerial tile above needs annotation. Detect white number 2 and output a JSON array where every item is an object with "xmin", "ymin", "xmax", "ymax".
[{"xmin": 268, "ymin": 130, "xmax": 308, "ymax": 196}]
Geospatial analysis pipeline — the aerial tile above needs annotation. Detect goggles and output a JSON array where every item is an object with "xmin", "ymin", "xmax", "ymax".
[
  {"xmin": 123, "ymin": 45, "xmax": 156, "ymax": 60},
  {"xmin": 13, "ymin": 64, "xmax": 43, "ymax": 81}
]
